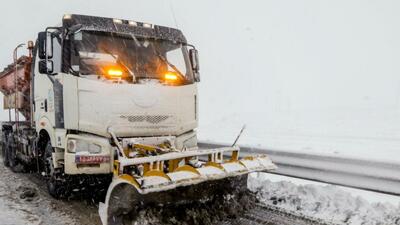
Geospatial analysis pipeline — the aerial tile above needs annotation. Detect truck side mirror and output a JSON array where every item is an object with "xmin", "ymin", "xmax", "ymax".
[
  {"xmin": 189, "ymin": 49, "xmax": 200, "ymax": 82},
  {"xmin": 39, "ymin": 60, "xmax": 54, "ymax": 74},
  {"xmin": 189, "ymin": 49, "xmax": 199, "ymax": 72},
  {"xmin": 38, "ymin": 32, "xmax": 53, "ymax": 60},
  {"xmin": 193, "ymin": 71, "xmax": 200, "ymax": 82}
]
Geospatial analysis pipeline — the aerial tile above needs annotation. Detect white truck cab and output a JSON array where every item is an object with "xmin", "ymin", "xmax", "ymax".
[{"xmin": 1, "ymin": 14, "xmax": 201, "ymax": 197}]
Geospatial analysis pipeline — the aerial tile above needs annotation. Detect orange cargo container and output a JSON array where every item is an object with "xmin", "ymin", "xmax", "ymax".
[{"xmin": 0, "ymin": 56, "xmax": 32, "ymax": 120}]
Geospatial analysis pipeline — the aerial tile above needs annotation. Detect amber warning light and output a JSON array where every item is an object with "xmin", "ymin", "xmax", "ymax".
[
  {"xmin": 107, "ymin": 69, "xmax": 123, "ymax": 77},
  {"xmin": 164, "ymin": 72, "xmax": 178, "ymax": 81}
]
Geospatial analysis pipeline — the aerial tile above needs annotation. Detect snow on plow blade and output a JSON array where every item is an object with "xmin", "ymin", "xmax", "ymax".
[{"xmin": 99, "ymin": 146, "xmax": 276, "ymax": 225}]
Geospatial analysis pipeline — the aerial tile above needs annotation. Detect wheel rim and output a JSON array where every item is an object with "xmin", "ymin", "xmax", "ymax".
[
  {"xmin": 44, "ymin": 143, "xmax": 67, "ymax": 198},
  {"xmin": 45, "ymin": 153, "xmax": 54, "ymax": 177},
  {"xmin": 43, "ymin": 142, "xmax": 55, "ymax": 177}
]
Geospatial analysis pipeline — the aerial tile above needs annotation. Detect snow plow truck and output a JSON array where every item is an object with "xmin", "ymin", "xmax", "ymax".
[{"xmin": 0, "ymin": 14, "xmax": 276, "ymax": 225}]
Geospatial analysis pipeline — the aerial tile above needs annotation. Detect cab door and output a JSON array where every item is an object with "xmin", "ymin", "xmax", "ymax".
[{"xmin": 34, "ymin": 31, "xmax": 63, "ymax": 131}]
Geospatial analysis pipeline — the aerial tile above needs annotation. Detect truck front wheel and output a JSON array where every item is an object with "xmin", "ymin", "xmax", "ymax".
[{"xmin": 44, "ymin": 142, "xmax": 68, "ymax": 199}]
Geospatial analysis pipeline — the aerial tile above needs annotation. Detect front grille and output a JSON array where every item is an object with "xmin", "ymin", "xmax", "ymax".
[{"xmin": 120, "ymin": 115, "xmax": 171, "ymax": 124}]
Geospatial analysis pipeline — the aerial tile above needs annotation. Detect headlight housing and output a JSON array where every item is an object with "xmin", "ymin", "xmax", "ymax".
[
  {"xmin": 67, "ymin": 139, "xmax": 102, "ymax": 154},
  {"xmin": 67, "ymin": 139, "xmax": 76, "ymax": 153}
]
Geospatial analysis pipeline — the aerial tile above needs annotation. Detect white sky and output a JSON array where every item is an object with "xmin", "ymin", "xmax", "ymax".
[{"xmin": 1, "ymin": 0, "xmax": 400, "ymax": 137}]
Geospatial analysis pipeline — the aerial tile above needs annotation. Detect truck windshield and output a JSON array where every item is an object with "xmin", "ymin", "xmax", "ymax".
[{"xmin": 71, "ymin": 31, "xmax": 194, "ymax": 84}]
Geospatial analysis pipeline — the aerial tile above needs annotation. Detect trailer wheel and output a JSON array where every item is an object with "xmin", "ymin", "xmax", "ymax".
[
  {"xmin": 7, "ymin": 136, "xmax": 23, "ymax": 172},
  {"xmin": 2, "ymin": 140, "xmax": 10, "ymax": 167},
  {"xmin": 44, "ymin": 142, "xmax": 68, "ymax": 199}
]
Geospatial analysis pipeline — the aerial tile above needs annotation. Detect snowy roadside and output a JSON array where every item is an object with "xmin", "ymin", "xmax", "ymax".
[
  {"xmin": 0, "ymin": 159, "xmax": 100, "ymax": 225},
  {"xmin": 249, "ymin": 173, "xmax": 400, "ymax": 225},
  {"xmin": 198, "ymin": 110, "xmax": 400, "ymax": 163}
]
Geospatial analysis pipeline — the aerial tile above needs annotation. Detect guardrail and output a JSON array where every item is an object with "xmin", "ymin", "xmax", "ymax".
[{"xmin": 198, "ymin": 142, "xmax": 400, "ymax": 196}]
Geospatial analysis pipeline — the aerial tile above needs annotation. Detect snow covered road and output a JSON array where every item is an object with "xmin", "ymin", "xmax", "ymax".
[
  {"xmin": 0, "ymin": 157, "xmax": 321, "ymax": 225},
  {"xmin": 0, "ymin": 157, "xmax": 398, "ymax": 225},
  {"xmin": 0, "ymin": 159, "xmax": 99, "ymax": 225},
  {"xmin": 220, "ymin": 203, "xmax": 331, "ymax": 225}
]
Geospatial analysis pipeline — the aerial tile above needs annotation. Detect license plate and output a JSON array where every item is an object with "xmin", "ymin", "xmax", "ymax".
[{"xmin": 75, "ymin": 155, "xmax": 110, "ymax": 164}]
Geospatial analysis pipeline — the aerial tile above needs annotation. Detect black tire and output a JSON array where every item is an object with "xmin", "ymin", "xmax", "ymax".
[
  {"xmin": 2, "ymin": 140, "xmax": 10, "ymax": 167},
  {"xmin": 44, "ymin": 142, "xmax": 68, "ymax": 199},
  {"xmin": 7, "ymin": 136, "xmax": 23, "ymax": 172},
  {"xmin": 107, "ymin": 184, "xmax": 140, "ymax": 225}
]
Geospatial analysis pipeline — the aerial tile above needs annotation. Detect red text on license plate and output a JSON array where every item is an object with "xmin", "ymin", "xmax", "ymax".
[{"xmin": 75, "ymin": 155, "xmax": 110, "ymax": 164}]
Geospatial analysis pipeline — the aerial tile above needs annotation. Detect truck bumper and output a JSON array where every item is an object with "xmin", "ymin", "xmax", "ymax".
[
  {"xmin": 63, "ymin": 131, "xmax": 197, "ymax": 175},
  {"xmin": 64, "ymin": 134, "xmax": 114, "ymax": 175}
]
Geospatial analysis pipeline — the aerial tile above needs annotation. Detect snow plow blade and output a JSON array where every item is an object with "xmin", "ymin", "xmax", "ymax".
[{"xmin": 99, "ymin": 146, "xmax": 276, "ymax": 225}]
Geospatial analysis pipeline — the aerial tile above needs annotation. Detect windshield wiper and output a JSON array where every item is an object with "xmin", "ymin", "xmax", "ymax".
[
  {"xmin": 155, "ymin": 52, "xmax": 186, "ymax": 80},
  {"xmin": 126, "ymin": 33, "xmax": 185, "ymax": 81},
  {"xmin": 101, "ymin": 47, "xmax": 136, "ymax": 81}
]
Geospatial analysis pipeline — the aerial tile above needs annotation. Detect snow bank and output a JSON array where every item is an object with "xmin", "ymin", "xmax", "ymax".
[{"xmin": 248, "ymin": 174, "xmax": 400, "ymax": 225}]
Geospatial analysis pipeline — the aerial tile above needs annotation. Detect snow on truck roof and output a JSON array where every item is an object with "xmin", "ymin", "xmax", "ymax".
[{"xmin": 62, "ymin": 14, "xmax": 187, "ymax": 44}]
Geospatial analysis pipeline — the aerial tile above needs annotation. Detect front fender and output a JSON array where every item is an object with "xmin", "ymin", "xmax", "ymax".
[{"xmin": 36, "ymin": 116, "xmax": 56, "ymax": 147}]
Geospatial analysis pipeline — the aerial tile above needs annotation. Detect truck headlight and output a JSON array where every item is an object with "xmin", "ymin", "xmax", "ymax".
[
  {"xmin": 67, "ymin": 140, "xmax": 76, "ymax": 153},
  {"xmin": 67, "ymin": 139, "xmax": 102, "ymax": 154}
]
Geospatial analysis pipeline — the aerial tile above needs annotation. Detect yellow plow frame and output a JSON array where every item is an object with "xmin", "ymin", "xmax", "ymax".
[{"xmin": 99, "ymin": 144, "xmax": 276, "ymax": 225}]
